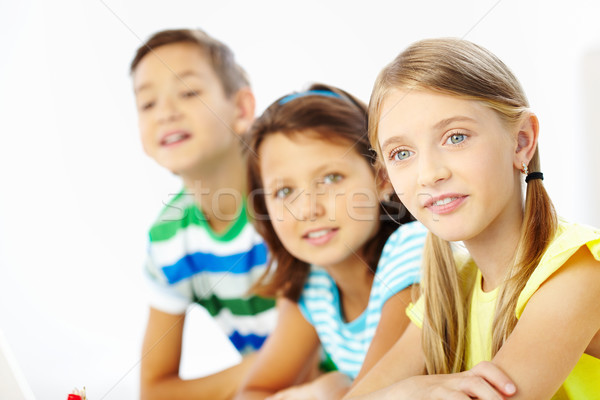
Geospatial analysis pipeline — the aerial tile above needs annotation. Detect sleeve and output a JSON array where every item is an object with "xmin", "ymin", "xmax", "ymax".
[
  {"xmin": 406, "ymin": 297, "xmax": 425, "ymax": 328},
  {"xmin": 297, "ymin": 266, "xmax": 334, "ymax": 327},
  {"xmin": 515, "ymin": 221, "xmax": 600, "ymax": 319},
  {"xmin": 143, "ymin": 241, "xmax": 193, "ymax": 315},
  {"xmin": 375, "ymin": 221, "xmax": 428, "ymax": 306}
]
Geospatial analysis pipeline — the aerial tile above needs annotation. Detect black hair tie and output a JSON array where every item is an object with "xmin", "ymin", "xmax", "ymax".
[{"xmin": 525, "ymin": 172, "xmax": 544, "ymax": 183}]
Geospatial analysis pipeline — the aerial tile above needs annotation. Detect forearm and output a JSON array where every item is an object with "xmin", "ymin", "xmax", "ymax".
[
  {"xmin": 345, "ymin": 378, "xmax": 416, "ymax": 400},
  {"xmin": 344, "ymin": 324, "xmax": 426, "ymax": 399},
  {"xmin": 142, "ymin": 353, "xmax": 257, "ymax": 400},
  {"xmin": 233, "ymin": 388, "xmax": 274, "ymax": 400},
  {"xmin": 344, "ymin": 373, "xmax": 416, "ymax": 400},
  {"xmin": 312, "ymin": 372, "xmax": 352, "ymax": 400}
]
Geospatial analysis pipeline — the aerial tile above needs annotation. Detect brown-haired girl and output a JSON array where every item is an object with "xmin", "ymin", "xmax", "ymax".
[
  {"xmin": 346, "ymin": 38, "xmax": 600, "ymax": 400},
  {"xmin": 236, "ymin": 83, "xmax": 428, "ymax": 399}
]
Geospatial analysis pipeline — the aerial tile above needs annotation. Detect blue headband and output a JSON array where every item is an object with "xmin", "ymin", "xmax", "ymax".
[{"xmin": 278, "ymin": 90, "xmax": 344, "ymax": 105}]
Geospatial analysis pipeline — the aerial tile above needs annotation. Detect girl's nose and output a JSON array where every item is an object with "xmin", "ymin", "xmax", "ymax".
[
  {"xmin": 295, "ymin": 188, "xmax": 326, "ymax": 221},
  {"xmin": 416, "ymin": 151, "xmax": 451, "ymax": 187}
]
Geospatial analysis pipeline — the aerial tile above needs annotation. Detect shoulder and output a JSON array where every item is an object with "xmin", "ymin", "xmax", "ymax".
[
  {"xmin": 298, "ymin": 266, "xmax": 336, "ymax": 324},
  {"xmin": 516, "ymin": 219, "xmax": 600, "ymax": 318},
  {"xmin": 148, "ymin": 192, "xmax": 261, "ymax": 248},
  {"xmin": 148, "ymin": 189, "xmax": 198, "ymax": 242},
  {"xmin": 299, "ymin": 266, "xmax": 336, "ymax": 306},
  {"xmin": 378, "ymin": 221, "xmax": 428, "ymax": 276},
  {"xmin": 372, "ymin": 222, "xmax": 427, "ymax": 304},
  {"xmin": 301, "ymin": 266, "xmax": 334, "ymax": 296},
  {"xmin": 383, "ymin": 221, "xmax": 428, "ymax": 250}
]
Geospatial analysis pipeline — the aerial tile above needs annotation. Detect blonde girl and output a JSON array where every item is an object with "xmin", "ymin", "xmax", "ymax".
[
  {"xmin": 235, "ymin": 83, "xmax": 428, "ymax": 399},
  {"xmin": 345, "ymin": 39, "xmax": 600, "ymax": 399}
]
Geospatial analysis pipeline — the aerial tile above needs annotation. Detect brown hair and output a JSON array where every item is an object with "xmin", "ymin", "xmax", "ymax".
[
  {"xmin": 130, "ymin": 28, "xmax": 249, "ymax": 97},
  {"xmin": 246, "ymin": 83, "xmax": 414, "ymax": 301},
  {"xmin": 369, "ymin": 38, "xmax": 557, "ymax": 373}
]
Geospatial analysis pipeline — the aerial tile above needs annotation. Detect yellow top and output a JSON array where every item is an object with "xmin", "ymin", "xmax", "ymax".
[{"xmin": 406, "ymin": 219, "xmax": 600, "ymax": 399}]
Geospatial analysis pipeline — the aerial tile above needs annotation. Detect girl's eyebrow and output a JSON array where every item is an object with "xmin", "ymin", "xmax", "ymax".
[
  {"xmin": 380, "ymin": 115, "xmax": 477, "ymax": 150},
  {"xmin": 433, "ymin": 115, "xmax": 477, "ymax": 130},
  {"xmin": 263, "ymin": 159, "xmax": 349, "ymax": 189},
  {"xmin": 263, "ymin": 176, "xmax": 287, "ymax": 189},
  {"xmin": 380, "ymin": 135, "xmax": 408, "ymax": 151},
  {"xmin": 306, "ymin": 159, "xmax": 348, "ymax": 177}
]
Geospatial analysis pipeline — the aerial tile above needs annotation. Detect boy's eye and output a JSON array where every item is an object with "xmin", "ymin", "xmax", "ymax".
[
  {"xmin": 322, "ymin": 173, "xmax": 343, "ymax": 184},
  {"xmin": 390, "ymin": 148, "xmax": 413, "ymax": 161},
  {"xmin": 275, "ymin": 187, "xmax": 292, "ymax": 199},
  {"xmin": 447, "ymin": 133, "xmax": 466, "ymax": 145},
  {"xmin": 140, "ymin": 101, "xmax": 155, "ymax": 111}
]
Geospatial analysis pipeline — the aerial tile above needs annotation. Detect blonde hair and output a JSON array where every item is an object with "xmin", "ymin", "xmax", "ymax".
[{"xmin": 369, "ymin": 38, "xmax": 557, "ymax": 373}]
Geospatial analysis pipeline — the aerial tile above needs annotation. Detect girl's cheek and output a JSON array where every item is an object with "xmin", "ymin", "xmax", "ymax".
[{"xmin": 346, "ymin": 189, "xmax": 380, "ymax": 220}]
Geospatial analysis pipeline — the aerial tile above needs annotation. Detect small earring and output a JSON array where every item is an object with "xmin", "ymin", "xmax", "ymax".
[
  {"xmin": 383, "ymin": 192, "xmax": 392, "ymax": 202},
  {"xmin": 521, "ymin": 162, "xmax": 529, "ymax": 175}
]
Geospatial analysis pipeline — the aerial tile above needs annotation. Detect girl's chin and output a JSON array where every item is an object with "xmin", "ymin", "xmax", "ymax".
[{"xmin": 422, "ymin": 224, "xmax": 468, "ymax": 243}]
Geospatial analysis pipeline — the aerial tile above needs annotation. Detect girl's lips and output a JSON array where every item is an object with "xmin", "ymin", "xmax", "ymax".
[
  {"xmin": 424, "ymin": 194, "xmax": 468, "ymax": 215},
  {"xmin": 303, "ymin": 228, "xmax": 339, "ymax": 246},
  {"xmin": 160, "ymin": 130, "xmax": 191, "ymax": 147}
]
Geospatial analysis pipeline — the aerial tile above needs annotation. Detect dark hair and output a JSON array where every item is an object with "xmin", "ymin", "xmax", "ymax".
[
  {"xmin": 246, "ymin": 83, "xmax": 414, "ymax": 301},
  {"xmin": 130, "ymin": 28, "xmax": 249, "ymax": 96}
]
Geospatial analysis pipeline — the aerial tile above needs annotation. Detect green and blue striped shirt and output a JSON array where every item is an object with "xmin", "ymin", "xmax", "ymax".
[{"xmin": 144, "ymin": 190, "xmax": 276, "ymax": 353}]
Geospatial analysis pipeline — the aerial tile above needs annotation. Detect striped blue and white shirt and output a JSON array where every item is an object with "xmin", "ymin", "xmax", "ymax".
[{"xmin": 298, "ymin": 221, "xmax": 427, "ymax": 378}]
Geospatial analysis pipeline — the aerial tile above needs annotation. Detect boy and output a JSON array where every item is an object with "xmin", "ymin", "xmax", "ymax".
[{"xmin": 130, "ymin": 29, "xmax": 276, "ymax": 399}]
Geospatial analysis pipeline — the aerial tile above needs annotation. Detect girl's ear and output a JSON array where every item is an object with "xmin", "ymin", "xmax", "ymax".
[
  {"xmin": 513, "ymin": 112, "xmax": 539, "ymax": 169},
  {"xmin": 232, "ymin": 87, "xmax": 256, "ymax": 135},
  {"xmin": 376, "ymin": 164, "xmax": 394, "ymax": 202}
]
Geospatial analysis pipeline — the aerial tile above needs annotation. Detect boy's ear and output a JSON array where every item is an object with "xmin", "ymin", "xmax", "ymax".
[
  {"xmin": 232, "ymin": 87, "xmax": 256, "ymax": 135},
  {"xmin": 513, "ymin": 112, "xmax": 539, "ymax": 169}
]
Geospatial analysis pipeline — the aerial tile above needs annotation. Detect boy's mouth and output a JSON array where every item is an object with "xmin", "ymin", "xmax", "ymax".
[{"xmin": 160, "ymin": 130, "xmax": 191, "ymax": 146}]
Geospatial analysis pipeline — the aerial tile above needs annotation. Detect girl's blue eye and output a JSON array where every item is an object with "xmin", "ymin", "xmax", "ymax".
[
  {"xmin": 447, "ymin": 133, "xmax": 466, "ymax": 145},
  {"xmin": 322, "ymin": 173, "xmax": 343, "ymax": 184},
  {"xmin": 275, "ymin": 187, "xmax": 292, "ymax": 199},
  {"xmin": 391, "ymin": 149, "xmax": 413, "ymax": 161}
]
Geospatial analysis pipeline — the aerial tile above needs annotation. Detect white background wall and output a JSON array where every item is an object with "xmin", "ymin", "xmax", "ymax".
[{"xmin": 0, "ymin": 1, "xmax": 599, "ymax": 398}]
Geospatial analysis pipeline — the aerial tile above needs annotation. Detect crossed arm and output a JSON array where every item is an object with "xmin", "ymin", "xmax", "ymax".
[
  {"xmin": 345, "ymin": 247, "xmax": 600, "ymax": 400},
  {"xmin": 236, "ymin": 286, "xmax": 416, "ymax": 400},
  {"xmin": 140, "ymin": 307, "xmax": 258, "ymax": 400}
]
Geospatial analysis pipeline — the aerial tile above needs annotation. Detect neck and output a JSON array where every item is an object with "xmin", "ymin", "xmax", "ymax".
[
  {"xmin": 464, "ymin": 197, "xmax": 524, "ymax": 292},
  {"xmin": 325, "ymin": 253, "xmax": 374, "ymax": 322},
  {"xmin": 181, "ymin": 145, "xmax": 247, "ymax": 234}
]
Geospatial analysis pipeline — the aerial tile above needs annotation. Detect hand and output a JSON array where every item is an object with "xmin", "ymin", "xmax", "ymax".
[
  {"xmin": 265, "ymin": 382, "xmax": 315, "ymax": 400},
  {"xmin": 266, "ymin": 372, "xmax": 351, "ymax": 400},
  {"xmin": 402, "ymin": 362, "xmax": 516, "ymax": 400}
]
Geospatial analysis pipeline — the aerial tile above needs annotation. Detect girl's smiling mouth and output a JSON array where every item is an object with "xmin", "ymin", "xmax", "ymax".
[
  {"xmin": 423, "ymin": 193, "xmax": 468, "ymax": 214},
  {"xmin": 302, "ymin": 227, "xmax": 339, "ymax": 245}
]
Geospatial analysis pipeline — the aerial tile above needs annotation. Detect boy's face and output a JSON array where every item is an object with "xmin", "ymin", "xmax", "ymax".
[{"xmin": 133, "ymin": 43, "xmax": 240, "ymax": 177}]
